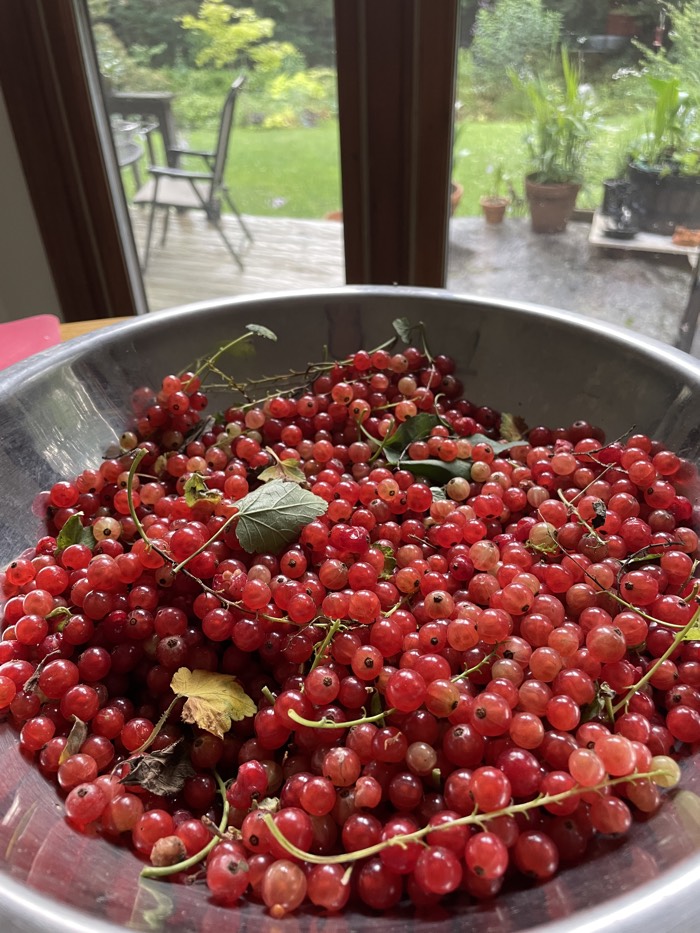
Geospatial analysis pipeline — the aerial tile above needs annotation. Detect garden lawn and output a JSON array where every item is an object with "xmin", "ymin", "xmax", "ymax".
[
  {"xmin": 121, "ymin": 115, "xmax": 635, "ymax": 218},
  {"xmin": 183, "ymin": 122, "xmax": 341, "ymax": 219}
]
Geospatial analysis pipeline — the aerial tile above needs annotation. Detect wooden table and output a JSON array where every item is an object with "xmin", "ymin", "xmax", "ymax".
[
  {"xmin": 59, "ymin": 318, "xmax": 132, "ymax": 342},
  {"xmin": 589, "ymin": 210, "xmax": 700, "ymax": 266},
  {"xmin": 106, "ymin": 92, "xmax": 179, "ymax": 167}
]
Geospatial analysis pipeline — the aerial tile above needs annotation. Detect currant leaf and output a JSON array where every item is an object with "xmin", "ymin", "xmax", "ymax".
[
  {"xmin": 374, "ymin": 542, "xmax": 397, "ymax": 578},
  {"xmin": 385, "ymin": 458, "xmax": 472, "ymax": 483},
  {"xmin": 383, "ymin": 413, "xmax": 442, "ymax": 459},
  {"xmin": 234, "ymin": 481, "xmax": 327, "ymax": 554},
  {"xmin": 682, "ymin": 619, "xmax": 700, "ymax": 641},
  {"xmin": 171, "ymin": 667, "xmax": 257, "ymax": 738},
  {"xmin": 120, "ymin": 740, "xmax": 196, "ymax": 796},
  {"xmin": 59, "ymin": 716, "xmax": 88, "ymax": 765},
  {"xmin": 392, "ymin": 317, "xmax": 413, "ymax": 343},
  {"xmin": 499, "ymin": 412, "xmax": 529, "ymax": 442},
  {"xmin": 246, "ymin": 323, "xmax": 278, "ymax": 341},
  {"xmin": 257, "ymin": 458, "xmax": 306, "ymax": 485},
  {"xmin": 55, "ymin": 513, "xmax": 96, "ymax": 554},
  {"xmin": 183, "ymin": 473, "xmax": 222, "ymax": 507},
  {"xmin": 467, "ymin": 432, "xmax": 524, "ymax": 455}
]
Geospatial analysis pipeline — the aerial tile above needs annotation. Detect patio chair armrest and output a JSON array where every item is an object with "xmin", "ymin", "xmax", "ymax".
[
  {"xmin": 148, "ymin": 166, "xmax": 213, "ymax": 181},
  {"xmin": 168, "ymin": 146, "xmax": 215, "ymax": 160}
]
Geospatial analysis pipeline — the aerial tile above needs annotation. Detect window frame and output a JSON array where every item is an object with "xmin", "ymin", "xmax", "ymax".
[{"xmin": 0, "ymin": 0, "xmax": 458, "ymax": 321}]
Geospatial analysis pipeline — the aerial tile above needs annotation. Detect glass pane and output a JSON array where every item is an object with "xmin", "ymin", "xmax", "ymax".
[
  {"xmin": 85, "ymin": 0, "xmax": 343, "ymax": 311},
  {"xmin": 448, "ymin": 1, "xmax": 699, "ymax": 357}
]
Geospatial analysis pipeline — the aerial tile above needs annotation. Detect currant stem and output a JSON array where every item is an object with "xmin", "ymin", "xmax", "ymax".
[
  {"xmin": 126, "ymin": 447, "xmax": 152, "ymax": 549},
  {"xmin": 141, "ymin": 770, "xmax": 229, "ymax": 879},
  {"xmin": 191, "ymin": 333, "xmax": 254, "ymax": 379},
  {"xmin": 130, "ymin": 694, "xmax": 180, "ymax": 757},
  {"xmin": 261, "ymin": 769, "xmax": 666, "ymax": 866},
  {"xmin": 557, "ymin": 489, "xmax": 605, "ymax": 545},
  {"xmin": 612, "ymin": 606, "xmax": 700, "ymax": 715},
  {"xmin": 309, "ymin": 618, "xmax": 342, "ymax": 673},
  {"xmin": 452, "ymin": 646, "xmax": 499, "ymax": 681},
  {"xmin": 261, "ymin": 685, "xmax": 277, "ymax": 705},
  {"xmin": 287, "ymin": 707, "xmax": 396, "ymax": 730},
  {"xmin": 172, "ymin": 509, "xmax": 239, "ymax": 576}
]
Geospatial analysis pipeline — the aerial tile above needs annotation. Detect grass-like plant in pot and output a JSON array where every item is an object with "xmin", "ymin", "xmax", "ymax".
[
  {"xmin": 513, "ymin": 49, "xmax": 593, "ymax": 233},
  {"xmin": 480, "ymin": 162, "xmax": 510, "ymax": 224},
  {"xmin": 627, "ymin": 76, "xmax": 700, "ymax": 235}
]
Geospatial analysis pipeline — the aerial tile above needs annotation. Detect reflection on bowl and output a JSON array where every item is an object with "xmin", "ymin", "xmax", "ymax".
[{"xmin": 1, "ymin": 287, "xmax": 700, "ymax": 932}]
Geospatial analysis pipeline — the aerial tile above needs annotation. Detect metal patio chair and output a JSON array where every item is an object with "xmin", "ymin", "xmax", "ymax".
[{"xmin": 133, "ymin": 75, "xmax": 253, "ymax": 271}]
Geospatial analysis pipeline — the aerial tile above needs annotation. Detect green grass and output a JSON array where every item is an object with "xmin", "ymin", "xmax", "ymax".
[
  {"xmin": 175, "ymin": 123, "xmax": 341, "ymax": 219},
  {"xmin": 121, "ymin": 114, "xmax": 636, "ymax": 218}
]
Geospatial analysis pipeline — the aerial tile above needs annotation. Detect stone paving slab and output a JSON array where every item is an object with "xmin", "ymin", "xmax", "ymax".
[{"xmin": 446, "ymin": 216, "xmax": 699, "ymax": 357}]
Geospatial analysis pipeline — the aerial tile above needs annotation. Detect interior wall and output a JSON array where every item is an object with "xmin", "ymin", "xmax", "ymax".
[{"xmin": 0, "ymin": 86, "xmax": 62, "ymax": 324}]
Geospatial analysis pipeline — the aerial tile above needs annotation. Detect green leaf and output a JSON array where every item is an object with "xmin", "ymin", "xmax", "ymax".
[
  {"xmin": 431, "ymin": 486, "xmax": 448, "ymax": 501},
  {"xmin": 55, "ymin": 513, "xmax": 96, "ymax": 554},
  {"xmin": 183, "ymin": 473, "xmax": 222, "ymax": 507},
  {"xmin": 580, "ymin": 681, "xmax": 615, "ymax": 723},
  {"xmin": 392, "ymin": 317, "xmax": 413, "ymax": 343},
  {"xmin": 374, "ymin": 542, "xmax": 397, "ymax": 578},
  {"xmin": 384, "ymin": 413, "xmax": 442, "ymax": 458},
  {"xmin": 682, "ymin": 620, "xmax": 700, "ymax": 641},
  {"xmin": 467, "ymin": 433, "xmax": 523, "ymax": 456},
  {"xmin": 389, "ymin": 458, "xmax": 472, "ymax": 484},
  {"xmin": 246, "ymin": 323, "xmax": 277, "ymax": 341},
  {"xmin": 234, "ymin": 481, "xmax": 328, "ymax": 554},
  {"xmin": 258, "ymin": 458, "xmax": 306, "ymax": 485}
]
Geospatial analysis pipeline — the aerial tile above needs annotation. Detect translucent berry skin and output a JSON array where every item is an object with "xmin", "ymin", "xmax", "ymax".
[
  {"xmin": 206, "ymin": 852, "xmax": 250, "ymax": 904},
  {"xmin": 464, "ymin": 831, "xmax": 508, "ymax": 880},
  {"xmin": 64, "ymin": 782, "xmax": 107, "ymax": 827}
]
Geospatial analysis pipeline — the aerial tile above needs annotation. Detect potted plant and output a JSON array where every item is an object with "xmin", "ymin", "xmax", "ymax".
[
  {"xmin": 480, "ymin": 163, "xmax": 510, "ymax": 224},
  {"xmin": 513, "ymin": 49, "xmax": 594, "ymax": 233},
  {"xmin": 626, "ymin": 76, "xmax": 700, "ymax": 235}
]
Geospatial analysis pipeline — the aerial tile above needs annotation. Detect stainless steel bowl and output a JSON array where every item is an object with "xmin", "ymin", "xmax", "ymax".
[{"xmin": 1, "ymin": 286, "xmax": 700, "ymax": 932}]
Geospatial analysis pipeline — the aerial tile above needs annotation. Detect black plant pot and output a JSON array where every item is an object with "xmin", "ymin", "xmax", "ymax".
[
  {"xmin": 600, "ymin": 179, "xmax": 639, "ymax": 239},
  {"xmin": 628, "ymin": 162, "xmax": 700, "ymax": 236}
]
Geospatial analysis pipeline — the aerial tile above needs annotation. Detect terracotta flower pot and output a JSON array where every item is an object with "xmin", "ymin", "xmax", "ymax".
[
  {"xmin": 480, "ymin": 196, "xmax": 509, "ymax": 225},
  {"xmin": 525, "ymin": 177, "xmax": 581, "ymax": 234},
  {"xmin": 450, "ymin": 181, "xmax": 464, "ymax": 216}
]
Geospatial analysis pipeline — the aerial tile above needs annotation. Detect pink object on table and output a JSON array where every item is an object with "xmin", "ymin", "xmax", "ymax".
[{"xmin": 0, "ymin": 314, "xmax": 62, "ymax": 371}]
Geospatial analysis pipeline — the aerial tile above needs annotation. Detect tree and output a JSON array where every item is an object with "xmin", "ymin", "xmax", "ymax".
[
  {"xmin": 180, "ymin": 0, "xmax": 303, "ymax": 85},
  {"xmin": 101, "ymin": 0, "xmax": 201, "ymax": 67},
  {"xmin": 252, "ymin": 1, "xmax": 334, "ymax": 66}
]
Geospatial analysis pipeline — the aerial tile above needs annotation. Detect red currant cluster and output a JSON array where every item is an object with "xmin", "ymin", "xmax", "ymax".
[{"xmin": 0, "ymin": 338, "xmax": 698, "ymax": 918}]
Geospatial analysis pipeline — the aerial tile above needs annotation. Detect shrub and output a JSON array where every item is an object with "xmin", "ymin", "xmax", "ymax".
[{"xmin": 471, "ymin": 0, "xmax": 562, "ymax": 98}]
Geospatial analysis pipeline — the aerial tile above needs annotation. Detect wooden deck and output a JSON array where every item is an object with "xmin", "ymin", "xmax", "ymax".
[{"xmin": 130, "ymin": 209, "xmax": 345, "ymax": 311}]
